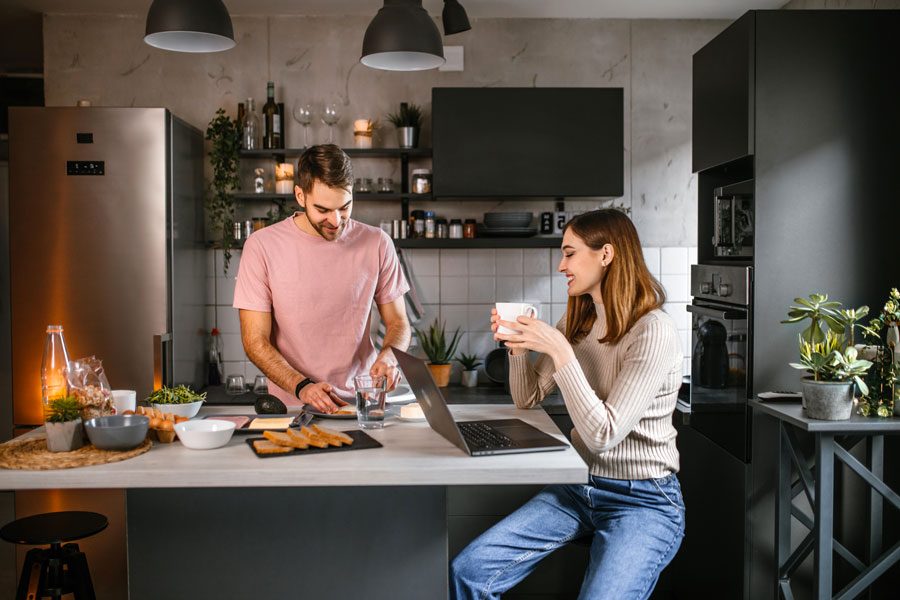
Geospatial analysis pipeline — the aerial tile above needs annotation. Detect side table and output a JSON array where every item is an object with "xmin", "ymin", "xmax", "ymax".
[{"xmin": 750, "ymin": 400, "xmax": 900, "ymax": 600}]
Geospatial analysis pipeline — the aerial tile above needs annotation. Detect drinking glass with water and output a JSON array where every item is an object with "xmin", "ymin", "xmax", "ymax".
[{"xmin": 354, "ymin": 374, "xmax": 387, "ymax": 429}]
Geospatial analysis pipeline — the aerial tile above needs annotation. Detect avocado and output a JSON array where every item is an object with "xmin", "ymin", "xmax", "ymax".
[{"xmin": 254, "ymin": 394, "xmax": 287, "ymax": 415}]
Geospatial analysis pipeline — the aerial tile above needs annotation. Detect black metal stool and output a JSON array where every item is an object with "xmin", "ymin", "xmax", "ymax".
[{"xmin": 0, "ymin": 511, "xmax": 107, "ymax": 600}]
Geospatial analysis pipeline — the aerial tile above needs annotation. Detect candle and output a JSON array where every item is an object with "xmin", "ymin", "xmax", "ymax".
[{"xmin": 274, "ymin": 163, "xmax": 294, "ymax": 194}]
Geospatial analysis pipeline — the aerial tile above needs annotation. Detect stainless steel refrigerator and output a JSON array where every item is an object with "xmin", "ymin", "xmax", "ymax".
[{"xmin": 7, "ymin": 107, "xmax": 206, "ymax": 429}]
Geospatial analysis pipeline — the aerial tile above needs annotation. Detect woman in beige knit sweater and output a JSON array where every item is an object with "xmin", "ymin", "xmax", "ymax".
[{"xmin": 451, "ymin": 209, "xmax": 685, "ymax": 600}]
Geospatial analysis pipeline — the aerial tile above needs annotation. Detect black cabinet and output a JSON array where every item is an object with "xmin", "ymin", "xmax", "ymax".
[{"xmin": 692, "ymin": 12, "xmax": 755, "ymax": 172}]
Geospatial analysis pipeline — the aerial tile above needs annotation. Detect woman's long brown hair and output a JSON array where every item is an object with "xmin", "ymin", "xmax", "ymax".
[{"xmin": 563, "ymin": 209, "xmax": 666, "ymax": 345}]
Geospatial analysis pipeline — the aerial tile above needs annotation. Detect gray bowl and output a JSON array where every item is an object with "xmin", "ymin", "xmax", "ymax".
[
  {"xmin": 84, "ymin": 415, "xmax": 149, "ymax": 450},
  {"xmin": 484, "ymin": 212, "xmax": 533, "ymax": 228}
]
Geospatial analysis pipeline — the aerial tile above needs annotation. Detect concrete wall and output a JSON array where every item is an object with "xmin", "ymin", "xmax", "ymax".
[{"xmin": 43, "ymin": 14, "xmax": 723, "ymax": 384}]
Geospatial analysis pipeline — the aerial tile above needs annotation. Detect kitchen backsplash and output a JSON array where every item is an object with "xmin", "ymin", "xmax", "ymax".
[{"xmin": 207, "ymin": 245, "xmax": 697, "ymax": 386}]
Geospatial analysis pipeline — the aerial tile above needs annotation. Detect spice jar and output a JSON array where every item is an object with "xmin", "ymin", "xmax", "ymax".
[
  {"xmin": 424, "ymin": 211, "xmax": 436, "ymax": 239},
  {"xmin": 436, "ymin": 218, "xmax": 448, "ymax": 239},
  {"xmin": 449, "ymin": 219, "xmax": 463, "ymax": 239},
  {"xmin": 411, "ymin": 169, "xmax": 432, "ymax": 195},
  {"xmin": 464, "ymin": 218, "xmax": 477, "ymax": 239},
  {"xmin": 232, "ymin": 222, "xmax": 243, "ymax": 242},
  {"xmin": 411, "ymin": 210, "xmax": 425, "ymax": 239}
]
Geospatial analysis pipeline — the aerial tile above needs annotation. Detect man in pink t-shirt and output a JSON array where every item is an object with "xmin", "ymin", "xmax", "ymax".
[{"xmin": 233, "ymin": 145, "xmax": 411, "ymax": 412}]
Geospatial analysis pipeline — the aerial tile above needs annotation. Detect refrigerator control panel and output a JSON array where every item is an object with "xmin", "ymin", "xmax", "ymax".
[{"xmin": 67, "ymin": 161, "xmax": 105, "ymax": 176}]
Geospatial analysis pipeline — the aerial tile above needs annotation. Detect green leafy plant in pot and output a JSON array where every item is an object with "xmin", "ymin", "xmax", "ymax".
[
  {"xmin": 456, "ymin": 353, "xmax": 483, "ymax": 388},
  {"xmin": 782, "ymin": 293, "xmax": 872, "ymax": 420},
  {"xmin": 45, "ymin": 396, "xmax": 85, "ymax": 452},
  {"xmin": 386, "ymin": 102, "xmax": 423, "ymax": 149},
  {"xmin": 857, "ymin": 287, "xmax": 900, "ymax": 417},
  {"xmin": 205, "ymin": 108, "xmax": 241, "ymax": 274},
  {"xmin": 414, "ymin": 319, "xmax": 461, "ymax": 387}
]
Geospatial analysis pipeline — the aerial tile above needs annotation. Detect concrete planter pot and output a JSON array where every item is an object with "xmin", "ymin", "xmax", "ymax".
[
  {"xmin": 801, "ymin": 378, "xmax": 854, "ymax": 420},
  {"xmin": 397, "ymin": 126, "xmax": 418, "ymax": 149},
  {"xmin": 461, "ymin": 370, "xmax": 478, "ymax": 388},
  {"xmin": 45, "ymin": 418, "xmax": 85, "ymax": 452},
  {"xmin": 427, "ymin": 364, "xmax": 451, "ymax": 387}
]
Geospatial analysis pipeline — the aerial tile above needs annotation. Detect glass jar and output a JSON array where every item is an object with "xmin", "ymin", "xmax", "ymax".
[
  {"xmin": 436, "ymin": 218, "xmax": 448, "ymax": 239},
  {"xmin": 254, "ymin": 167, "xmax": 265, "ymax": 194},
  {"xmin": 424, "ymin": 211, "xmax": 436, "ymax": 239},
  {"xmin": 411, "ymin": 169, "xmax": 432, "ymax": 195},
  {"xmin": 449, "ymin": 219, "xmax": 463, "ymax": 239},
  {"xmin": 355, "ymin": 178, "xmax": 372, "ymax": 193},
  {"xmin": 411, "ymin": 210, "xmax": 426, "ymax": 239},
  {"xmin": 464, "ymin": 219, "xmax": 477, "ymax": 239}
]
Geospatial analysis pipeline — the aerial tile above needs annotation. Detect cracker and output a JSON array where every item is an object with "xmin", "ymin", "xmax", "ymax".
[
  {"xmin": 263, "ymin": 430, "xmax": 308, "ymax": 449},
  {"xmin": 312, "ymin": 425, "xmax": 353, "ymax": 446}
]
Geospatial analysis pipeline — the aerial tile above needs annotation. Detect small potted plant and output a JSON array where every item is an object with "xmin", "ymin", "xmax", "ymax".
[
  {"xmin": 386, "ymin": 102, "xmax": 423, "ymax": 149},
  {"xmin": 45, "ymin": 396, "xmax": 85, "ymax": 452},
  {"xmin": 857, "ymin": 288, "xmax": 900, "ymax": 417},
  {"xmin": 782, "ymin": 293, "xmax": 872, "ymax": 420},
  {"xmin": 415, "ymin": 319, "xmax": 461, "ymax": 387},
  {"xmin": 456, "ymin": 353, "xmax": 482, "ymax": 388}
]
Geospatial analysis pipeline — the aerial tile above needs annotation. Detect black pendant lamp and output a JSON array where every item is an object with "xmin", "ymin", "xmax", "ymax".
[
  {"xmin": 442, "ymin": 0, "xmax": 471, "ymax": 35},
  {"xmin": 144, "ymin": 0, "xmax": 236, "ymax": 53},
  {"xmin": 361, "ymin": 0, "xmax": 445, "ymax": 71}
]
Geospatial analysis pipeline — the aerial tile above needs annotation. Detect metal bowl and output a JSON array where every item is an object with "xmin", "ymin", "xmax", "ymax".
[{"xmin": 84, "ymin": 414, "xmax": 149, "ymax": 450}]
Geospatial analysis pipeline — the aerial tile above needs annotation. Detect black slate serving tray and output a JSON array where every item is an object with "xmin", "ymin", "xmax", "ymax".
[{"xmin": 245, "ymin": 429, "xmax": 382, "ymax": 458}]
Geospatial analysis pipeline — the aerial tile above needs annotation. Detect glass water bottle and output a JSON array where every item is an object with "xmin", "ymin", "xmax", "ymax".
[
  {"xmin": 243, "ymin": 98, "xmax": 260, "ymax": 150},
  {"xmin": 41, "ymin": 325, "xmax": 71, "ymax": 421}
]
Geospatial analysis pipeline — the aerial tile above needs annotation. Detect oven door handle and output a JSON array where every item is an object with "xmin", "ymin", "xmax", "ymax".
[{"xmin": 687, "ymin": 304, "xmax": 747, "ymax": 320}]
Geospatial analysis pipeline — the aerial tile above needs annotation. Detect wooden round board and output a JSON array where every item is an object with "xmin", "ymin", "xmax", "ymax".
[{"xmin": 0, "ymin": 436, "xmax": 151, "ymax": 470}]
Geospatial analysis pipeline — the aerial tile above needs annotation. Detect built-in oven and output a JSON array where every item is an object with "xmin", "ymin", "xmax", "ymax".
[
  {"xmin": 687, "ymin": 264, "xmax": 753, "ymax": 462},
  {"xmin": 713, "ymin": 179, "xmax": 754, "ymax": 259}
]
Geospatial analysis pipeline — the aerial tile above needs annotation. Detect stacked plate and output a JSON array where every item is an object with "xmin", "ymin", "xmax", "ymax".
[{"xmin": 480, "ymin": 212, "xmax": 537, "ymax": 237}]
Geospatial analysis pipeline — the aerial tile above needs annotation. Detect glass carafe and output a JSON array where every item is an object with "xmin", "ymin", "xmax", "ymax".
[
  {"xmin": 41, "ymin": 325, "xmax": 70, "ymax": 421},
  {"xmin": 244, "ymin": 98, "xmax": 260, "ymax": 150}
]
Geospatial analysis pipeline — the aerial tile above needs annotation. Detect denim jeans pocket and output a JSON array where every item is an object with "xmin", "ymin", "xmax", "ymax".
[{"xmin": 651, "ymin": 475, "xmax": 685, "ymax": 513}]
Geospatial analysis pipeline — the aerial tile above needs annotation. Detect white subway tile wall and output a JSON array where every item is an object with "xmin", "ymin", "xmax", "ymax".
[{"xmin": 205, "ymin": 246, "xmax": 698, "ymax": 383}]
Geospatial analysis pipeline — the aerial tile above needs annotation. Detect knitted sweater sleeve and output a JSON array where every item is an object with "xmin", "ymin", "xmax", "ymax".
[{"xmin": 552, "ymin": 315, "xmax": 677, "ymax": 453}]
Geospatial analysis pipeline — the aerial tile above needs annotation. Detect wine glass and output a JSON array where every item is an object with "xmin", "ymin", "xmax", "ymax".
[
  {"xmin": 322, "ymin": 102, "xmax": 341, "ymax": 144},
  {"xmin": 292, "ymin": 102, "xmax": 313, "ymax": 148}
]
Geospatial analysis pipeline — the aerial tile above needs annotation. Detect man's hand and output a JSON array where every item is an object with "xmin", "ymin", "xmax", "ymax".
[
  {"xmin": 299, "ymin": 382, "xmax": 347, "ymax": 413},
  {"xmin": 370, "ymin": 358, "xmax": 400, "ymax": 391}
]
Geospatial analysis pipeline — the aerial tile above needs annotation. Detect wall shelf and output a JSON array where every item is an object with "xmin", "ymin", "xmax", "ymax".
[
  {"xmin": 228, "ymin": 192, "xmax": 433, "ymax": 202},
  {"xmin": 395, "ymin": 237, "xmax": 562, "ymax": 249},
  {"xmin": 240, "ymin": 147, "xmax": 432, "ymax": 159}
]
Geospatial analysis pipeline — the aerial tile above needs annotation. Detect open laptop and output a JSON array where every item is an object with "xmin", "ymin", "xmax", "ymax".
[{"xmin": 393, "ymin": 348, "xmax": 569, "ymax": 456}]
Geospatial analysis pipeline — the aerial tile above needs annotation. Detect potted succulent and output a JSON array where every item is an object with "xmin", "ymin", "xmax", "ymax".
[
  {"xmin": 456, "ymin": 353, "xmax": 482, "ymax": 388},
  {"xmin": 782, "ymin": 293, "xmax": 872, "ymax": 420},
  {"xmin": 45, "ymin": 396, "xmax": 85, "ymax": 452},
  {"xmin": 386, "ymin": 102, "xmax": 423, "ymax": 149},
  {"xmin": 857, "ymin": 288, "xmax": 900, "ymax": 417},
  {"xmin": 415, "ymin": 319, "xmax": 461, "ymax": 387}
]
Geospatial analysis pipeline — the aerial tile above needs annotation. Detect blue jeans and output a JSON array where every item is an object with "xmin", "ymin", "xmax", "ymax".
[{"xmin": 450, "ymin": 474, "xmax": 685, "ymax": 600}]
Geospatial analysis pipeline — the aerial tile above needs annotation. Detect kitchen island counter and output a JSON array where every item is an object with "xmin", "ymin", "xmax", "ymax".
[{"xmin": 0, "ymin": 403, "xmax": 586, "ymax": 490}]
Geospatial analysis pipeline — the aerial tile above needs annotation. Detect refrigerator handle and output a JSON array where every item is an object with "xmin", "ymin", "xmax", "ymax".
[{"xmin": 153, "ymin": 333, "xmax": 173, "ymax": 390}]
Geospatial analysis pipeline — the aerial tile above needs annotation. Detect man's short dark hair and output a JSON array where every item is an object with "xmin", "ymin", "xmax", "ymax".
[{"xmin": 297, "ymin": 144, "xmax": 353, "ymax": 194}]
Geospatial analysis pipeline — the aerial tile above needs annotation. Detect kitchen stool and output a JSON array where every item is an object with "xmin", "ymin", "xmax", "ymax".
[{"xmin": 0, "ymin": 511, "xmax": 107, "ymax": 600}]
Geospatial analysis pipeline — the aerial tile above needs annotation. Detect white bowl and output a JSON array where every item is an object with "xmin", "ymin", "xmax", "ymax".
[
  {"xmin": 174, "ymin": 419, "xmax": 235, "ymax": 450},
  {"xmin": 152, "ymin": 400, "xmax": 203, "ymax": 419}
]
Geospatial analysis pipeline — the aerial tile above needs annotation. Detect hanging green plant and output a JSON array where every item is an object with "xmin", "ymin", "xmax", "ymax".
[{"xmin": 205, "ymin": 108, "xmax": 241, "ymax": 274}]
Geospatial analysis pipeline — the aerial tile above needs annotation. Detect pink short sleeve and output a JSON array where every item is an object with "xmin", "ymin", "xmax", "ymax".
[
  {"xmin": 374, "ymin": 232, "xmax": 410, "ymax": 305},
  {"xmin": 233, "ymin": 236, "xmax": 272, "ymax": 312}
]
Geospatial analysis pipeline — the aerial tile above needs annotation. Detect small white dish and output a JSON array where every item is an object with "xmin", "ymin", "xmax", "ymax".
[
  {"xmin": 386, "ymin": 384, "xmax": 416, "ymax": 404},
  {"xmin": 152, "ymin": 400, "xmax": 203, "ymax": 419},
  {"xmin": 174, "ymin": 419, "xmax": 235, "ymax": 450}
]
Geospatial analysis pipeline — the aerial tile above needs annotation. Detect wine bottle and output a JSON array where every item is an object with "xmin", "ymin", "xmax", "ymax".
[
  {"xmin": 263, "ymin": 81, "xmax": 280, "ymax": 149},
  {"xmin": 236, "ymin": 102, "xmax": 246, "ymax": 148},
  {"xmin": 277, "ymin": 102, "xmax": 285, "ymax": 149}
]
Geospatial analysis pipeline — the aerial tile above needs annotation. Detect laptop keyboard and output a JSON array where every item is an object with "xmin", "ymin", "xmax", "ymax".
[{"xmin": 458, "ymin": 422, "xmax": 514, "ymax": 449}]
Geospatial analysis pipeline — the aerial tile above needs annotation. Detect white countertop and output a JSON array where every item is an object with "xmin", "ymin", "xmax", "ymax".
[{"xmin": 0, "ymin": 405, "xmax": 588, "ymax": 490}]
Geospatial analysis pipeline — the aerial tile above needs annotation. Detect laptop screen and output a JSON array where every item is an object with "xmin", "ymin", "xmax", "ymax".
[{"xmin": 393, "ymin": 348, "xmax": 470, "ymax": 454}]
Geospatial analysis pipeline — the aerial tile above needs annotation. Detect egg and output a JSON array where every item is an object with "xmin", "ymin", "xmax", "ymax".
[
  {"xmin": 149, "ymin": 417, "xmax": 161, "ymax": 429},
  {"xmin": 159, "ymin": 420, "xmax": 174, "ymax": 431}
]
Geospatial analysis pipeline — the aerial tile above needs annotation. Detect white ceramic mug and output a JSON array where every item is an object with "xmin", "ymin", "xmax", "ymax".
[
  {"xmin": 111, "ymin": 389, "xmax": 137, "ymax": 415},
  {"xmin": 495, "ymin": 302, "xmax": 539, "ymax": 335}
]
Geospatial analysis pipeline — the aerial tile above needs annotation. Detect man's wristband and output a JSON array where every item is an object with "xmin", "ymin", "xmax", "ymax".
[{"xmin": 295, "ymin": 378, "xmax": 314, "ymax": 398}]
